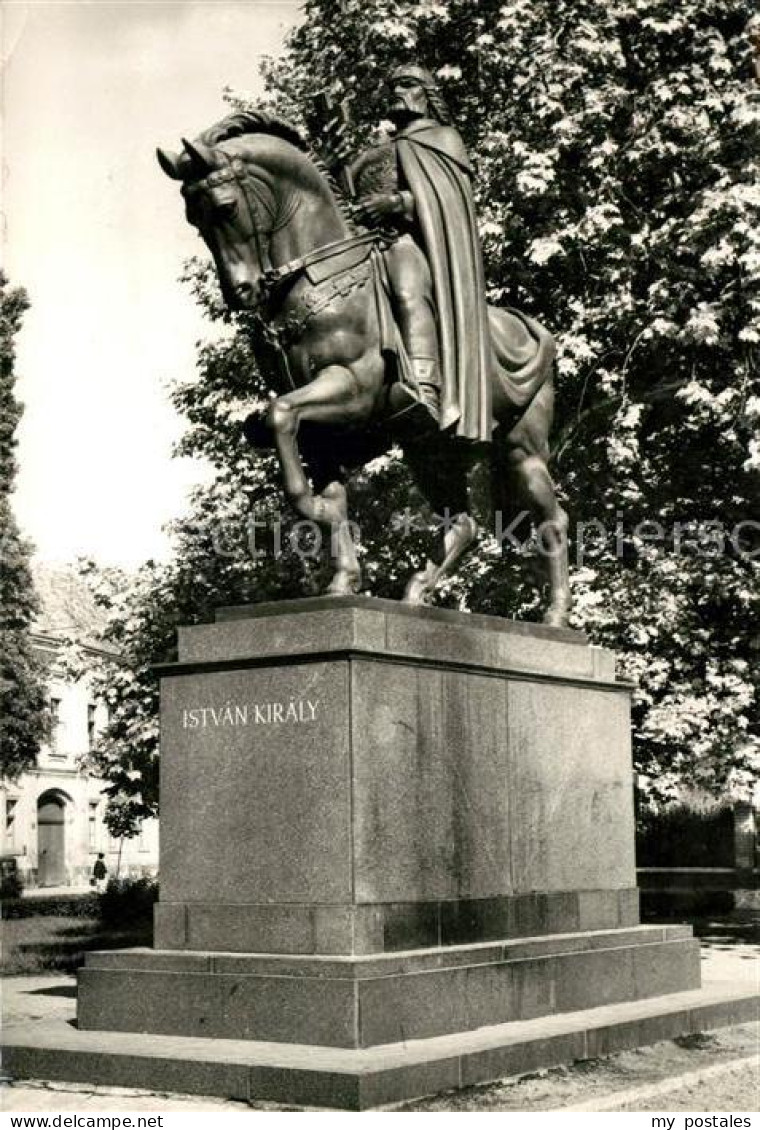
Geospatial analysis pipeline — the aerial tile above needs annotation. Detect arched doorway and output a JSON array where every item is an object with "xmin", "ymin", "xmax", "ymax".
[{"xmin": 37, "ymin": 792, "xmax": 67, "ymax": 886}]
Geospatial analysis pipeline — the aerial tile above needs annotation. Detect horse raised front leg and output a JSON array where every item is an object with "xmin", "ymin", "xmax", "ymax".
[
  {"xmin": 403, "ymin": 514, "xmax": 479, "ymax": 605},
  {"xmin": 267, "ymin": 365, "xmax": 371, "ymax": 596}
]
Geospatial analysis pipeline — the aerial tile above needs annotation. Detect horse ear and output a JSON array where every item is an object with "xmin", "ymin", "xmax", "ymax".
[
  {"xmin": 156, "ymin": 147, "xmax": 184, "ymax": 180},
  {"xmin": 182, "ymin": 137, "xmax": 217, "ymax": 174}
]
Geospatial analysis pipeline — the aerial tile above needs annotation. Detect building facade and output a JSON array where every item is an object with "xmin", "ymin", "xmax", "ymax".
[{"xmin": 1, "ymin": 566, "xmax": 158, "ymax": 888}]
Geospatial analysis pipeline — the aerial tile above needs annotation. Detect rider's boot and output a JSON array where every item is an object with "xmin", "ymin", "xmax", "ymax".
[
  {"xmin": 410, "ymin": 357, "xmax": 441, "ymax": 424},
  {"xmin": 384, "ymin": 358, "xmax": 441, "ymax": 432}
]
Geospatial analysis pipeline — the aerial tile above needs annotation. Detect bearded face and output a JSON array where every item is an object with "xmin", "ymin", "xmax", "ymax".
[{"xmin": 388, "ymin": 73, "xmax": 430, "ymax": 123}]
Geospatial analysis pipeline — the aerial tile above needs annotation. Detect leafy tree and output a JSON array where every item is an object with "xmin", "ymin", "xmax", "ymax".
[
  {"xmin": 90, "ymin": 0, "xmax": 759, "ymax": 828},
  {"xmin": 79, "ymin": 271, "xmax": 342, "ymax": 833},
  {"xmin": 259, "ymin": 0, "xmax": 760, "ymax": 804},
  {"xmin": 0, "ymin": 274, "xmax": 49, "ymax": 778}
]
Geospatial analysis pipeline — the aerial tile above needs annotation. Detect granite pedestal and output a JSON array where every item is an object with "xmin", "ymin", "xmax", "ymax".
[
  {"xmin": 10, "ymin": 598, "xmax": 735, "ymax": 1107},
  {"xmin": 160, "ymin": 597, "xmax": 640, "ymax": 957}
]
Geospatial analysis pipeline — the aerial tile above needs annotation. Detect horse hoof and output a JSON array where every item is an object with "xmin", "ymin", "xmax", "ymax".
[
  {"xmin": 543, "ymin": 609, "xmax": 569, "ymax": 628},
  {"xmin": 327, "ymin": 572, "xmax": 361, "ymax": 597},
  {"xmin": 402, "ymin": 575, "xmax": 434, "ymax": 606}
]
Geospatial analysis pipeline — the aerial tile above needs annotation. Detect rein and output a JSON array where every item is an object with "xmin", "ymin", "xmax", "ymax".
[
  {"xmin": 254, "ymin": 226, "xmax": 394, "ymax": 368},
  {"xmin": 259, "ymin": 230, "xmax": 384, "ymax": 300},
  {"xmin": 252, "ymin": 232, "xmax": 392, "ymax": 384}
]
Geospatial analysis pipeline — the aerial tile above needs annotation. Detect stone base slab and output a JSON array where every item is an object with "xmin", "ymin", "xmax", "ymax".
[
  {"xmin": 77, "ymin": 926, "xmax": 700, "ymax": 1048},
  {"xmin": 154, "ymin": 887, "xmax": 640, "ymax": 954},
  {"xmin": 5, "ymin": 980, "xmax": 757, "ymax": 1110}
]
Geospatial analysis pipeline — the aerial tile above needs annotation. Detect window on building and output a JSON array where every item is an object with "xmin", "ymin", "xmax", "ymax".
[
  {"xmin": 5, "ymin": 798, "xmax": 18, "ymax": 847},
  {"xmin": 87, "ymin": 704, "xmax": 97, "ymax": 749},
  {"xmin": 88, "ymin": 802, "xmax": 98, "ymax": 849},
  {"xmin": 50, "ymin": 697, "xmax": 62, "ymax": 751}
]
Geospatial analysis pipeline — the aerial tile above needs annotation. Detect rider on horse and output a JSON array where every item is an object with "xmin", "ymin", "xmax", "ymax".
[
  {"xmin": 328, "ymin": 64, "xmax": 493, "ymax": 443},
  {"xmin": 156, "ymin": 80, "xmax": 569, "ymax": 623}
]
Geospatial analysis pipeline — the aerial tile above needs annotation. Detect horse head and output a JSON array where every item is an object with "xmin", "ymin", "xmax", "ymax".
[
  {"xmin": 157, "ymin": 134, "xmax": 276, "ymax": 310},
  {"xmin": 157, "ymin": 113, "xmax": 347, "ymax": 312}
]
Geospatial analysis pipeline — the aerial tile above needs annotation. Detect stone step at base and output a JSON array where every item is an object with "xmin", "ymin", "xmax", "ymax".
[
  {"xmin": 76, "ymin": 926, "xmax": 701, "ymax": 1048},
  {"xmin": 4, "ymin": 980, "xmax": 757, "ymax": 1110}
]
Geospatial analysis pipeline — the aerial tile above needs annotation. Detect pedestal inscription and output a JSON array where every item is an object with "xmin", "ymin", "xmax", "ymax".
[{"xmin": 160, "ymin": 662, "xmax": 351, "ymax": 907}]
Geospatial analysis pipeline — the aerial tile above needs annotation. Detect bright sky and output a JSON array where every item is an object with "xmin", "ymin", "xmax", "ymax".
[{"xmin": 4, "ymin": 0, "xmax": 302, "ymax": 566}]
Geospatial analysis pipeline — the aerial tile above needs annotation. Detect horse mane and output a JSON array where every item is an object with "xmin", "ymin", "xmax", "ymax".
[
  {"xmin": 198, "ymin": 110, "xmax": 310, "ymax": 153},
  {"xmin": 198, "ymin": 110, "xmax": 354, "ymax": 226}
]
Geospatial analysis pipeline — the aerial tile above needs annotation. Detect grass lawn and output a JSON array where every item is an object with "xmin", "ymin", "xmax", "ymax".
[{"xmin": 1, "ymin": 914, "xmax": 152, "ymax": 976}]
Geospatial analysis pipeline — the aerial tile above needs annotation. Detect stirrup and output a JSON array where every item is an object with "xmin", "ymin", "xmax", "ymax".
[
  {"xmin": 386, "ymin": 381, "xmax": 440, "ymax": 427},
  {"xmin": 417, "ymin": 381, "xmax": 441, "ymax": 423}
]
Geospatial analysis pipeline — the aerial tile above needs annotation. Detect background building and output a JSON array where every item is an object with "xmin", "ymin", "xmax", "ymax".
[{"xmin": 1, "ymin": 564, "xmax": 158, "ymax": 888}]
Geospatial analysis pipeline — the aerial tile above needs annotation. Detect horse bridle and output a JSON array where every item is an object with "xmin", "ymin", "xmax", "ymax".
[
  {"xmin": 180, "ymin": 146, "xmax": 403, "ymax": 399},
  {"xmin": 182, "ymin": 153, "xmax": 298, "ymax": 279},
  {"xmin": 182, "ymin": 150, "xmax": 396, "ymax": 377}
]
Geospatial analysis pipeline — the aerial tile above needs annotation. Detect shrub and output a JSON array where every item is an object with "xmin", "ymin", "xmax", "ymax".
[
  {"xmin": 98, "ymin": 876, "xmax": 158, "ymax": 927},
  {"xmin": 637, "ymin": 802, "xmax": 735, "ymax": 868},
  {"xmin": 641, "ymin": 888, "xmax": 735, "ymax": 921},
  {"xmin": 1, "ymin": 871, "xmax": 23, "ymax": 900},
  {"xmin": 2, "ymin": 893, "xmax": 97, "ymax": 920}
]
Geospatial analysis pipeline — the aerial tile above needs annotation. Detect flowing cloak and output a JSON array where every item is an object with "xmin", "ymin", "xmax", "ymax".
[{"xmin": 395, "ymin": 119, "xmax": 493, "ymax": 442}]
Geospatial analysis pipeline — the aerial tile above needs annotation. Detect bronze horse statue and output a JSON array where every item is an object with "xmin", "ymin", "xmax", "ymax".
[{"xmin": 157, "ymin": 112, "xmax": 571, "ymax": 626}]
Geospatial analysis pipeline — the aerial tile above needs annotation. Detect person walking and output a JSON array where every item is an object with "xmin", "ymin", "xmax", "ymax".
[{"xmin": 92, "ymin": 853, "xmax": 107, "ymax": 893}]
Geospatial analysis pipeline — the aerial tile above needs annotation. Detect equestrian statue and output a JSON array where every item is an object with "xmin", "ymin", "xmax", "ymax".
[{"xmin": 157, "ymin": 63, "xmax": 571, "ymax": 626}]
